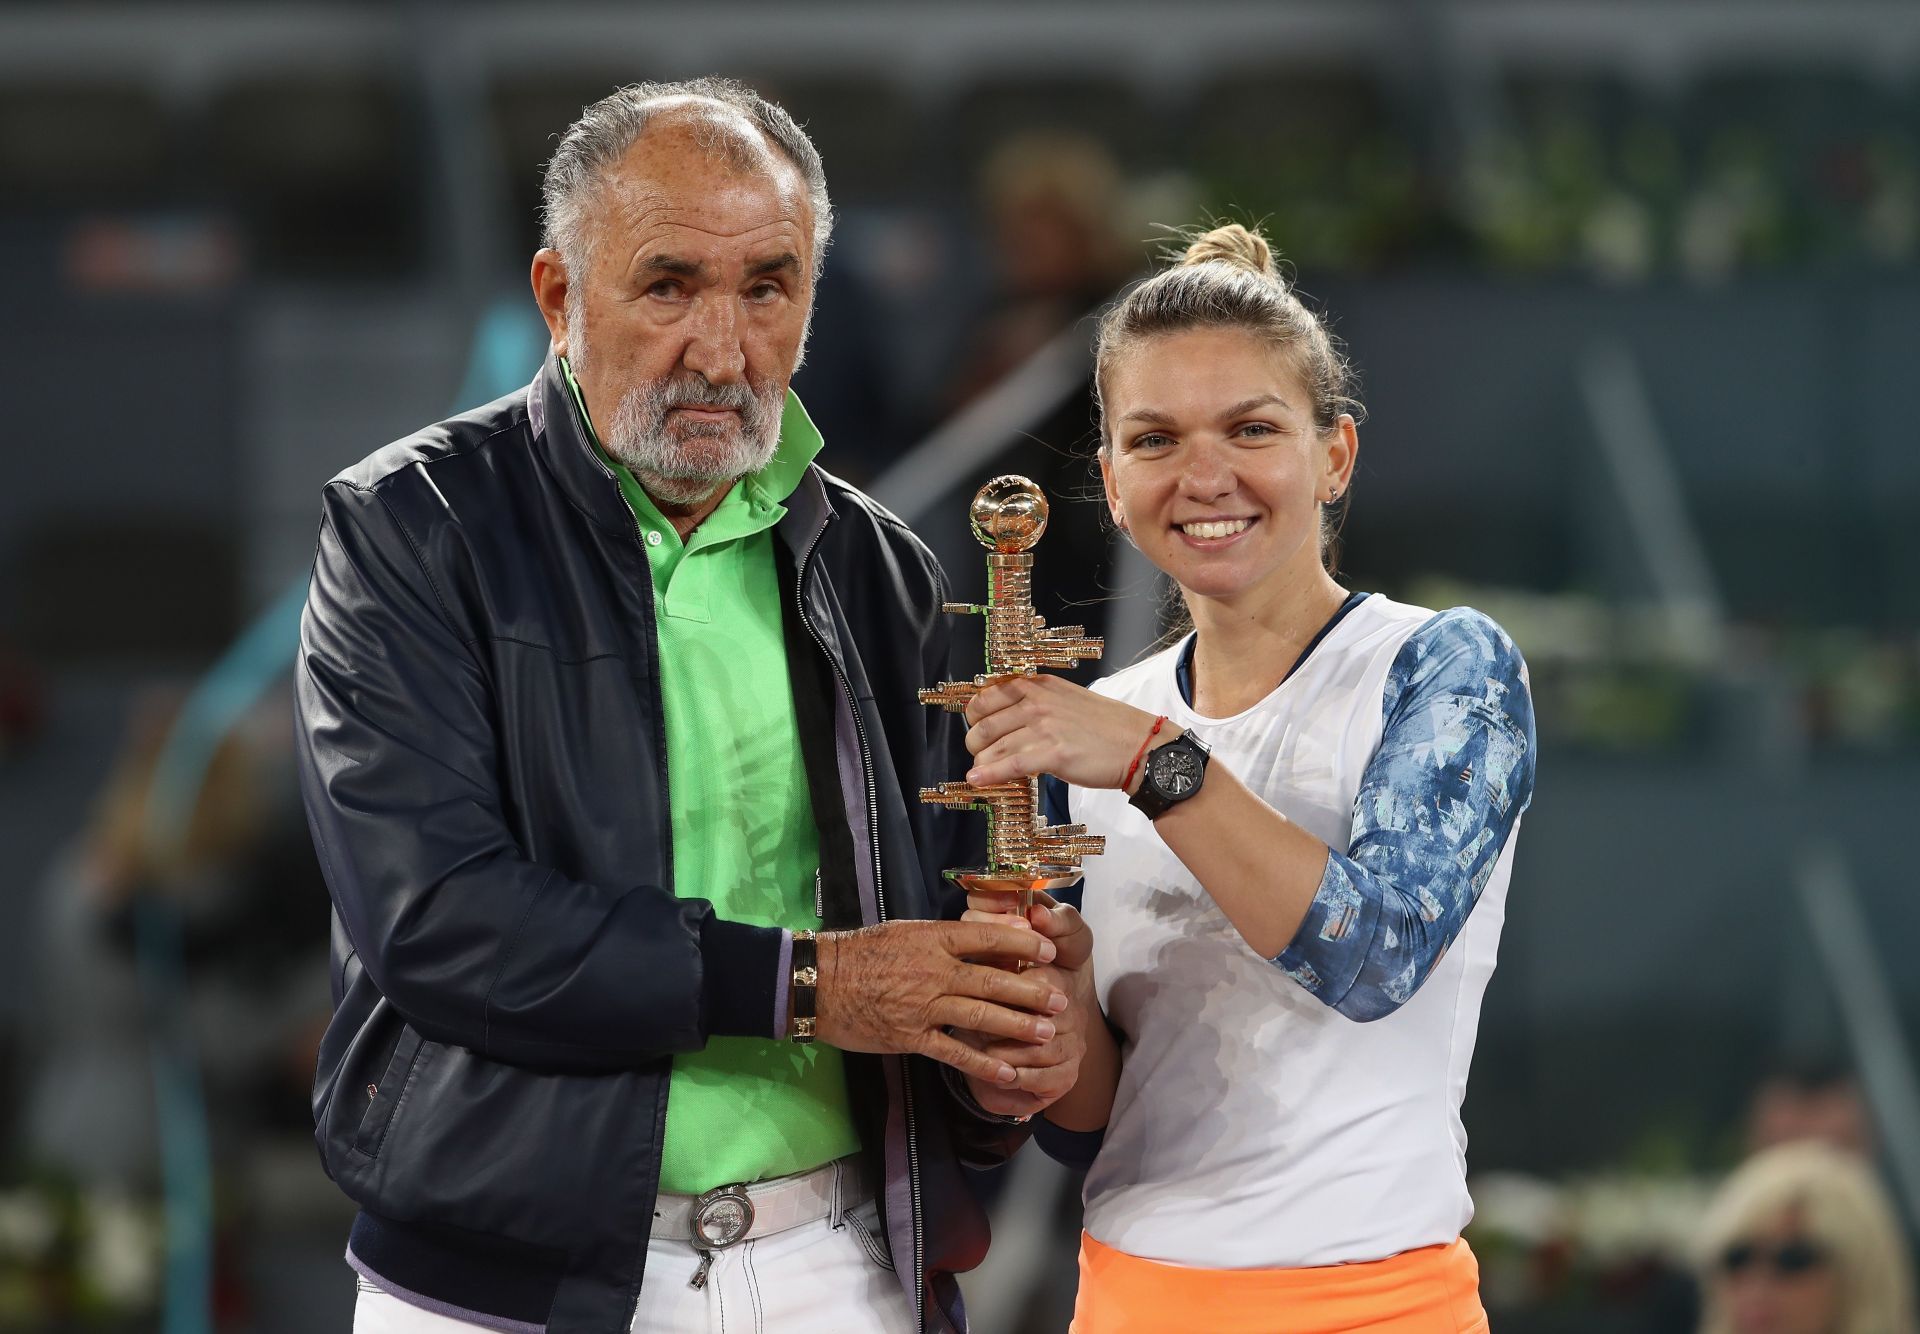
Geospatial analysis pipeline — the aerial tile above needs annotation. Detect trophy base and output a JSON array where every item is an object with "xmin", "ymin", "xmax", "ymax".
[{"xmin": 945, "ymin": 868, "xmax": 1083, "ymax": 916}]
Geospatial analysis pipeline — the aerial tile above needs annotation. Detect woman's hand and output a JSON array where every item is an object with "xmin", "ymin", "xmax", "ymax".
[
  {"xmin": 954, "ymin": 899, "xmax": 1106, "ymax": 1119},
  {"xmin": 962, "ymin": 673, "xmax": 1171, "ymax": 792}
]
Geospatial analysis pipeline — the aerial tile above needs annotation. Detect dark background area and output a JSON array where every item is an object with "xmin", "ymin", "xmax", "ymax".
[{"xmin": 1, "ymin": 2, "xmax": 1916, "ymax": 1330}]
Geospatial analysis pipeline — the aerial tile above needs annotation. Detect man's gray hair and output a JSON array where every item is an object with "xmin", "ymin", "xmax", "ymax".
[{"xmin": 540, "ymin": 77, "xmax": 833, "ymax": 283}]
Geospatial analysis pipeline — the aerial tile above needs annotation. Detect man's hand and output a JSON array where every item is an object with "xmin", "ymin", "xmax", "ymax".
[
  {"xmin": 814, "ymin": 920, "xmax": 1069, "ymax": 1087},
  {"xmin": 954, "ymin": 899, "xmax": 1098, "ymax": 1118}
]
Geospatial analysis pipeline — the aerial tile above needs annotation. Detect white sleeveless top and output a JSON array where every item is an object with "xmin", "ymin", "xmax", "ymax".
[{"xmin": 1074, "ymin": 594, "xmax": 1524, "ymax": 1268}]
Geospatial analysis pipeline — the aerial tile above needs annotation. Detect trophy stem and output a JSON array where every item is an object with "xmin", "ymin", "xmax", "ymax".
[{"xmin": 922, "ymin": 476, "xmax": 1106, "ymax": 962}]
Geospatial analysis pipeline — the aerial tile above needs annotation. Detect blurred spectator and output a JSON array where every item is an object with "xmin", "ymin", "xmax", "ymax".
[
  {"xmin": 1695, "ymin": 1141, "xmax": 1916, "ymax": 1334},
  {"xmin": 24, "ymin": 688, "xmax": 330, "ymax": 1184},
  {"xmin": 940, "ymin": 130, "xmax": 1138, "ymax": 413},
  {"xmin": 9, "ymin": 685, "xmax": 334, "ymax": 1328},
  {"xmin": 786, "ymin": 247, "xmax": 902, "ymax": 487},
  {"xmin": 1745, "ymin": 1058, "xmax": 1876, "ymax": 1160},
  {"xmin": 907, "ymin": 131, "xmax": 1146, "ymax": 683},
  {"xmin": 0, "ymin": 644, "xmax": 44, "ymax": 765}
]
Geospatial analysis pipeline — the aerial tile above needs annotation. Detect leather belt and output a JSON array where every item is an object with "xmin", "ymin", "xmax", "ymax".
[{"xmin": 651, "ymin": 1156, "xmax": 869, "ymax": 1252}]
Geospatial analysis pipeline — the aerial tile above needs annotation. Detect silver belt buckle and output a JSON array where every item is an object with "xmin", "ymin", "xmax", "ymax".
[{"xmin": 690, "ymin": 1183, "xmax": 755, "ymax": 1251}]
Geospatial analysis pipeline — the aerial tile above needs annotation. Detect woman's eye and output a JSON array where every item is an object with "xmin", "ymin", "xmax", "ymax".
[
  {"xmin": 1131, "ymin": 433, "xmax": 1173, "ymax": 451},
  {"xmin": 1238, "ymin": 422, "xmax": 1277, "ymax": 439}
]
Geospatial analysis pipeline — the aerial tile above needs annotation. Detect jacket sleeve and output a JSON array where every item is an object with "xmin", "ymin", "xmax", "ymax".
[
  {"xmin": 1272, "ymin": 607, "xmax": 1537, "ymax": 1022},
  {"xmin": 295, "ymin": 479, "xmax": 782, "ymax": 1073}
]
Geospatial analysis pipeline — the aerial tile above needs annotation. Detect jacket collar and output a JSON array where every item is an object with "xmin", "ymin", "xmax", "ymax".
[
  {"xmin": 529, "ymin": 352, "xmax": 634, "ymax": 535},
  {"xmin": 781, "ymin": 451, "xmax": 832, "ymax": 560}
]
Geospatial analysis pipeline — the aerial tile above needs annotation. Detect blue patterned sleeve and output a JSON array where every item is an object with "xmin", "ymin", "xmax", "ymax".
[{"xmin": 1272, "ymin": 608, "xmax": 1536, "ymax": 1022}]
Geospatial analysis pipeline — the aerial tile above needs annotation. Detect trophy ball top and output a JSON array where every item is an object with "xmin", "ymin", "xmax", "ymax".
[{"xmin": 969, "ymin": 475, "xmax": 1050, "ymax": 552}]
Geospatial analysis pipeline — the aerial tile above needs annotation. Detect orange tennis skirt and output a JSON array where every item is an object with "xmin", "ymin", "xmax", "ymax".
[{"xmin": 1070, "ymin": 1230, "xmax": 1489, "ymax": 1334}]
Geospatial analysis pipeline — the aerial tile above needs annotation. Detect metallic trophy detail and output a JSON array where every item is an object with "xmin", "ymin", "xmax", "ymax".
[{"xmin": 920, "ymin": 476, "xmax": 1104, "ymax": 911}]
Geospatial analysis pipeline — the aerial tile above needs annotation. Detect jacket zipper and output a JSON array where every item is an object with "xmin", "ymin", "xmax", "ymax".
[
  {"xmin": 793, "ymin": 516, "xmax": 926, "ymax": 1332},
  {"xmin": 581, "ymin": 435, "xmax": 680, "ymax": 1318}
]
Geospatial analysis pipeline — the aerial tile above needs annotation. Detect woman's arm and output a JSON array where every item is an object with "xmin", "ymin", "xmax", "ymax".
[{"xmin": 963, "ymin": 608, "xmax": 1537, "ymax": 1021}]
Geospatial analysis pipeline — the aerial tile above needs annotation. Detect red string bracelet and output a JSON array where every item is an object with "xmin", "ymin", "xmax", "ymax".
[{"xmin": 1121, "ymin": 715, "xmax": 1168, "ymax": 792}]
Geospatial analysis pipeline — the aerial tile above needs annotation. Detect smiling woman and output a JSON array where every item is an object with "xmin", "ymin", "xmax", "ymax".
[
  {"xmin": 953, "ymin": 223, "xmax": 1538, "ymax": 1333},
  {"xmin": 1100, "ymin": 325, "xmax": 1350, "ymax": 610}
]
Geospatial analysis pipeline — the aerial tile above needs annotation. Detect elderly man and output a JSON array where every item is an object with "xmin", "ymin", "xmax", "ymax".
[{"xmin": 296, "ymin": 79, "xmax": 1091, "ymax": 1334}]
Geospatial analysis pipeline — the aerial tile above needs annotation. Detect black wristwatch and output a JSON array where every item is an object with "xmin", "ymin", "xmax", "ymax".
[{"xmin": 1127, "ymin": 731, "xmax": 1210, "ymax": 820}]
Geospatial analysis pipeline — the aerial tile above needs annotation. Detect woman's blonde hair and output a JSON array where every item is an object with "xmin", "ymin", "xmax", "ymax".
[
  {"xmin": 1091, "ymin": 221, "xmax": 1363, "ymax": 576},
  {"xmin": 1697, "ymin": 1141, "xmax": 1917, "ymax": 1334}
]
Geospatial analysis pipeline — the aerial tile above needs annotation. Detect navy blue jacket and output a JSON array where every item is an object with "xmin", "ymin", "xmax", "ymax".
[{"xmin": 295, "ymin": 355, "xmax": 1018, "ymax": 1333}]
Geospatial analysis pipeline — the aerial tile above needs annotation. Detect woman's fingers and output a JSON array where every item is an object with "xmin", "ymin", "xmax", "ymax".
[
  {"xmin": 1009, "ymin": 1064, "xmax": 1075, "ymax": 1100},
  {"xmin": 965, "ymin": 1035, "xmax": 1079, "ymax": 1101},
  {"xmin": 967, "ymin": 1081, "xmax": 1046, "ymax": 1118},
  {"xmin": 962, "ymin": 676, "xmax": 1033, "ymax": 727},
  {"xmin": 967, "ymin": 888, "xmax": 1028, "ymax": 917},
  {"xmin": 965, "ymin": 740, "xmax": 1044, "ymax": 787},
  {"xmin": 1031, "ymin": 903, "xmax": 1093, "ymax": 969},
  {"xmin": 963, "ymin": 703, "xmax": 1028, "ymax": 757}
]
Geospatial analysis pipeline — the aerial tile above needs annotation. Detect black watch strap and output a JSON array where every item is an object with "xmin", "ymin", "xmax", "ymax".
[{"xmin": 1127, "ymin": 731, "xmax": 1210, "ymax": 821}]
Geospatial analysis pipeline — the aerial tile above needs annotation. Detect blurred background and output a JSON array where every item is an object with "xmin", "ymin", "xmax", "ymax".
[{"xmin": 1, "ymin": 1, "xmax": 1917, "ymax": 1330}]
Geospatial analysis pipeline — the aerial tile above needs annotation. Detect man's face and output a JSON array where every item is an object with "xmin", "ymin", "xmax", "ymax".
[{"xmin": 555, "ymin": 113, "xmax": 815, "ymax": 506}]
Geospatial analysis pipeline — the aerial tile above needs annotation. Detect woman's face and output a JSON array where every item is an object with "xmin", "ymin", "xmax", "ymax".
[
  {"xmin": 1100, "ymin": 327, "xmax": 1355, "ymax": 609},
  {"xmin": 1711, "ymin": 1209, "xmax": 1841, "ymax": 1334}
]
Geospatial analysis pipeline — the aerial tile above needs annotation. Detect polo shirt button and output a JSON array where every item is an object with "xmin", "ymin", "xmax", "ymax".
[{"xmin": 646, "ymin": 530, "xmax": 663, "ymax": 547}]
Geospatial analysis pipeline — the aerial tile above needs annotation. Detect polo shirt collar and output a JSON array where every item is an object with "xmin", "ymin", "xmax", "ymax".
[{"xmin": 557, "ymin": 357, "xmax": 822, "ymax": 521}]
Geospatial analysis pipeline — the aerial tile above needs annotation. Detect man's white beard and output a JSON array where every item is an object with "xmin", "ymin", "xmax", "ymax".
[
  {"xmin": 569, "ymin": 323, "xmax": 782, "ymax": 506},
  {"xmin": 600, "ymin": 371, "xmax": 782, "ymax": 505}
]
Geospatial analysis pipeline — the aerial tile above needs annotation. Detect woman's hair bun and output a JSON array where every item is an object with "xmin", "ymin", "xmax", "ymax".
[{"xmin": 1178, "ymin": 223, "xmax": 1277, "ymax": 278}]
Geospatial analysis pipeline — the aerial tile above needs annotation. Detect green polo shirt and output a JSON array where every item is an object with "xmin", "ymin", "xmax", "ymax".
[{"xmin": 560, "ymin": 361, "xmax": 858, "ymax": 1193}]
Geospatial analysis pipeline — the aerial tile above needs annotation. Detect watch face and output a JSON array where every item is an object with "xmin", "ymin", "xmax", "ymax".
[{"xmin": 1152, "ymin": 743, "xmax": 1203, "ymax": 796}]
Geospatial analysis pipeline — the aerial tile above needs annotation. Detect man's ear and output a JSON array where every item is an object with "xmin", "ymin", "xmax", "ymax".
[{"xmin": 530, "ymin": 249, "xmax": 572, "ymax": 356}]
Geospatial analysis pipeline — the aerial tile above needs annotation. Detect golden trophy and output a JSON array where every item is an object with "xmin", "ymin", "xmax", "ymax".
[{"xmin": 920, "ymin": 476, "xmax": 1105, "ymax": 914}]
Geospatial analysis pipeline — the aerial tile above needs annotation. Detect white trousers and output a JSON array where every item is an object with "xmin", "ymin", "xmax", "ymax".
[{"xmin": 351, "ymin": 1198, "xmax": 915, "ymax": 1334}]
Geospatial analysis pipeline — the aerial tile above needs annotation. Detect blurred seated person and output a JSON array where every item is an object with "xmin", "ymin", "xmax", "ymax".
[
  {"xmin": 940, "ymin": 130, "xmax": 1140, "ymax": 413},
  {"xmin": 0, "ymin": 640, "xmax": 44, "ymax": 762},
  {"xmin": 1747, "ymin": 1056, "xmax": 1876, "ymax": 1160},
  {"xmin": 916, "ymin": 134, "xmax": 1146, "ymax": 684},
  {"xmin": 25, "ymin": 687, "xmax": 333, "ymax": 1185},
  {"xmin": 1696, "ymin": 1140, "xmax": 1915, "ymax": 1334}
]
